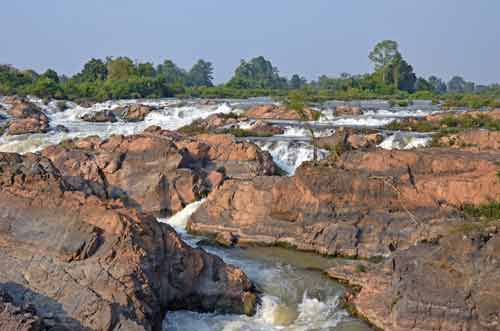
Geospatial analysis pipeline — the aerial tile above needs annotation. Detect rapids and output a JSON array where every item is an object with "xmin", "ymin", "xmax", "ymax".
[
  {"xmin": 0, "ymin": 96, "xmax": 444, "ymax": 174},
  {"xmin": 159, "ymin": 202, "xmax": 372, "ymax": 331}
]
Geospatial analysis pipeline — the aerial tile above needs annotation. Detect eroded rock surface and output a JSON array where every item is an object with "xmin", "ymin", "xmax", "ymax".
[
  {"xmin": 245, "ymin": 104, "xmax": 320, "ymax": 121},
  {"xmin": 329, "ymin": 233, "xmax": 500, "ymax": 331},
  {"xmin": 0, "ymin": 152, "xmax": 256, "ymax": 331},
  {"xmin": 5, "ymin": 101, "xmax": 49, "ymax": 135},
  {"xmin": 188, "ymin": 148, "xmax": 500, "ymax": 258},
  {"xmin": 42, "ymin": 131, "xmax": 277, "ymax": 215}
]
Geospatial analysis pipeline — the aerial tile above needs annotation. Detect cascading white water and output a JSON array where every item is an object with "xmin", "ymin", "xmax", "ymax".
[
  {"xmin": 255, "ymin": 140, "xmax": 329, "ymax": 175},
  {"xmin": 158, "ymin": 201, "xmax": 370, "ymax": 331}
]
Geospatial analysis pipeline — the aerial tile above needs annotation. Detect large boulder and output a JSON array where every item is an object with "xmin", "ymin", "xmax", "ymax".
[
  {"xmin": 81, "ymin": 110, "xmax": 117, "ymax": 123},
  {"xmin": 329, "ymin": 233, "xmax": 500, "ymax": 331},
  {"xmin": 177, "ymin": 133, "xmax": 277, "ymax": 179},
  {"xmin": 5, "ymin": 101, "xmax": 49, "ymax": 135},
  {"xmin": 42, "ymin": 134, "xmax": 206, "ymax": 216},
  {"xmin": 113, "ymin": 104, "xmax": 155, "ymax": 122},
  {"xmin": 335, "ymin": 105, "xmax": 363, "ymax": 116},
  {"xmin": 245, "ymin": 104, "xmax": 320, "ymax": 121},
  {"xmin": 42, "ymin": 132, "xmax": 277, "ymax": 215},
  {"xmin": 314, "ymin": 127, "xmax": 383, "ymax": 151},
  {"xmin": 188, "ymin": 148, "xmax": 500, "ymax": 258},
  {"xmin": 0, "ymin": 152, "xmax": 256, "ymax": 331}
]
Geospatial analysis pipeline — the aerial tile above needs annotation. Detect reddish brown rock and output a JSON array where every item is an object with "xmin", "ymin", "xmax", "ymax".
[
  {"xmin": 178, "ymin": 113, "xmax": 241, "ymax": 134},
  {"xmin": 245, "ymin": 104, "xmax": 320, "ymax": 121},
  {"xmin": 114, "ymin": 104, "xmax": 155, "ymax": 122},
  {"xmin": 314, "ymin": 128, "xmax": 383, "ymax": 151},
  {"xmin": 42, "ymin": 134, "xmax": 205, "ymax": 215},
  {"xmin": 244, "ymin": 120, "xmax": 285, "ymax": 136},
  {"xmin": 330, "ymin": 233, "xmax": 500, "ymax": 331},
  {"xmin": 81, "ymin": 110, "xmax": 117, "ymax": 123},
  {"xmin": 188, "ymin": 148, "xmax": 500, "ymax": 258},
  {"xmin": 335, "ymin": 105, "xmax": 363, "ymax": 116},
  {"xmin": 174, "ymin": 133, "xmax": 277, "ymax": 179},
  {"xmin": 42, "ymin": 132, "xmax": 277, "ymax": 215},
  {"xmin": 0, "ymin": 152, "xmax": 256, "ymax": 331},
  {"xmin": 437, "ymin": 129, "xmax": 500, "ymax": 150},
  {"xmin": 5, "ymin": 101, "xmax": 49, "ymax": 135}
]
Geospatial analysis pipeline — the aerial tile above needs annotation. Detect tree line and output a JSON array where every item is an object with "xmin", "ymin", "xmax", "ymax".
[{"xmin": 0, "ymin": 40, "xmax": 499, "ymax": 107}]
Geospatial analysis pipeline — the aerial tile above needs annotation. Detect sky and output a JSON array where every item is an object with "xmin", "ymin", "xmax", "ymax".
[{"xmin": 1, "ymin": 0, "xmax": 499, "ymax": 84}]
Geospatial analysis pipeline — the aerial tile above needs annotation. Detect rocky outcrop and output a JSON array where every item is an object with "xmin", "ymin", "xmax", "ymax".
[
  {"xmin": 314, "ymin": 128, "xmax": 383, "ymax": 151},
  {"xmin": 436, "ymin": 129, "xmax": 500, "ymax": 150},
  {"xmin": 81, "ymin": 110, "xmax": 117, "ymax": 123},
  {"xmin": 5, "ymin": 101, "xmax": 49, "ymax": 135},
  {"xmin": 177, "ymin": 133, "xmax": 277, "ymax": 179},
  {"xmin": 42, "ymin": 134, "xmax": 208, "ymax": 216},
  {"xmin": 188, "ymin": 148, "xmax": 500, "ymax": 258},
  {"xmin": 42, "ymin": 131, "xmax": 277, "ymax": 215},
  {"xmin": 0, "ymin": 289, "xmax": 45, "ymax": 331},
  {"xmin": 178, "ymin": 113, "xmax": 241, "ymax": 134},
  {"xmin": 241, "ymin": 120, "xmax": 285, "ymax": 136},
  {"xmin": 335, "ymin": 105, "xmax": 363, "ymax": 116},
  {"xmin": 329, "ymin": 233, "xmax": 500, "ymax": 331},
  {"xmin": 113, "ymin": 104, "xmax": 155, "ymax": 122},
  {"xmin": 245, "ymin": 104, "xmax": 320, "ymax": 121},
  {"xmin": 0, "ymin": 152, "xmax": 256, "ymax": 331}
]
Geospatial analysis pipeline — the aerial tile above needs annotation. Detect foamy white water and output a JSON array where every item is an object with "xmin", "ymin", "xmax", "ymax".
[
  {"xmin": 379, "ymin": 132, "xmax": 432, "ymax": 150},
  {"xmin": 159, "ymin": 202, "xmax": 370, "ymax": 331},
  {"xmin": 255, "ymin": 140, "xmax": 329, "ymax": 174}
]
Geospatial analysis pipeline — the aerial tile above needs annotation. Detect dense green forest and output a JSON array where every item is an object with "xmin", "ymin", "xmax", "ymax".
[{"xmin": 1, "ymin": 40, "xmax": 499, "ymax": 108}]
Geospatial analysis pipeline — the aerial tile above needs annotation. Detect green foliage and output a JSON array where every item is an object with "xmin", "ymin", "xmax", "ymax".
[
  {"xmin": 355, "ymin": 264, "xmax": 366, "ymax": 273},
  {"xmin": 463, "ymin": 202, "xmax": 500, "ymax": 219},
  {"xmin": 187, "ymin": 60, "xmax": 214, "ymax": 87},
  {"xmin": 106, "ymin": 57, "xmax": 136, "ymax": 80},
  {"xmin": 75, "ymin": 58, "xmax": 108, "ymax": 82},
  {"xmin": 227, "ymin": 56, "xmax": 288, "ymax": 89}
]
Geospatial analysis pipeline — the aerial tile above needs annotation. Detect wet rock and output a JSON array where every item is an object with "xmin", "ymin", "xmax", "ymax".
[
  {"xmin": 335, "ymin": 105, "xmax": 363, "ymax": 116},
  {"xmin": 188, "ymin": 148, "xmax": 500, "ymax": 258},
  {"xmin": 114, "ymin": 104, "xmax": 155, "ymax": 122},
  {"xmin": 179, "ymin": 133, "xmax": 277, "ymax": 179},
  {"xmin": 245, "ymin": 104, "xmax": 320, "ymax": 121},
  {"xmin": 5, "ymin": 101, "xmax": 49, "ymax": 135},
  {"xmin": 330, "ymin": 233, "xmax": 500, "ymax": 331},
  {"xmin": 53, "ymin": 124, "xmax": 70, "ymax": 133},
  {"xmin": 80, "ymin": 110, "xmax": 117, "ymax": 123},
  {"xmin": 0, "ymin": 152, "xmax": 256, "ymax": 331},
  {"xmin": 314, "ymin": 128, "xmax": 383, "ymax": 151},
  {"xmin": 244, "ymin": 120, "xmax": 284, "ymax": 136},
  {"xmin": 178, "ymin": 113, "xmax": 241, "ymax": 134}
]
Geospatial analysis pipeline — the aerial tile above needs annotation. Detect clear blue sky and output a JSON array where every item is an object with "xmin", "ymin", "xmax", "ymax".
[{"xmin": 1, "ymin": 0, "xmax": 499, "ymax": 84}]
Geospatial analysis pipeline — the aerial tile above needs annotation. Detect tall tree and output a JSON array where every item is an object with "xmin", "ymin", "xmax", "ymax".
[
  {"xmin": 106, "ymin": 57, "xmax": 136, "ymax": 80},
  {"xmin": 136, "ymin": 62, "xmax": 156, "ymax": 78},
  {"xmin": 187, "ymin": 60, "xmax": 214, "ymax": 87},
  {"xmin": 42, "ymin": 69, "xmax": 59, "ymax": 83},
  {"xmin": 428, "ymin": 76, "xmax": 447, "ymax": 94},
  {"xmin": 385, "ymin": 53, "xmax": 416, "ymax": 92},
  {"xmin": 77, "ymin": 58, "xmax": 107, "ymax": 82},
  {"xmin": 289, "ymin": 74, "xmax": 307, "ymax": 89},
  {"xmin": 415, "ymin": 77, "xmax": 432, "ymax": 91},
  {"xmin": 369, "ymin": 40, "xmax": 400, "ymax": 82},
  {"xmin": 156, "ymin": 60, "xmax": 187, "ymax": 85},
  {"xmin": 227, "ymin": 56, "xmax": 287, "ymax": 89},
  {"xmin": 447, "ymin": 76, "xmax": 473, "ymax": 93}
]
